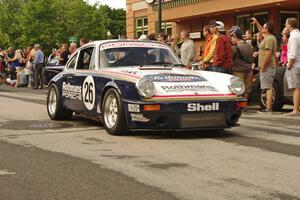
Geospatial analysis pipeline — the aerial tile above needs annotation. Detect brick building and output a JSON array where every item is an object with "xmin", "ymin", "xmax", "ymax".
[{"xmin": 126, "ymin": 0, "xmax": 300, "ymax": 58}]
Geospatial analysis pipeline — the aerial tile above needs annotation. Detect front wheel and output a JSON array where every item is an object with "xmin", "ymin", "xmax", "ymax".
[
  {"xmin": 47, "ymin": 84, "xmax": 73, "ymax": 120},
  {"xmin": 102, "ymin": 88, "xmax": 128, "ymax": 135}
]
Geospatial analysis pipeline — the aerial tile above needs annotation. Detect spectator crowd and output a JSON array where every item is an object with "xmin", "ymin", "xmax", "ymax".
[
  {"xmin": 0, "ymin": 18, "xmax": 299, "ymax": 116},
  {"xmin": 0, "ymin": 38, "xmax": 88, "ymax": 89},
  {"xmin": 136, "ymin": 17, "xmax": 300, "ymax": 116}
]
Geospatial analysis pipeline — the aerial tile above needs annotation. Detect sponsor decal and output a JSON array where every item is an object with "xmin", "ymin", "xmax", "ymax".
[
  {"xmin": 145, "ymin": 74, "xmax": 205, "ymax": 82},
  {"xmin": 130, "ymin": 113, "xmax": 150, "ymax": 122},
  {"xmin": 82, "ymin": 76, "xmax": 96, "ymax": 110},
  {"xmin": 128, "ymin": 104, "xmax": 140, "ymax": 113},
  {"xmin": 100, "ymin": 42, "xmax": 168, "ymax": 50},
  {"xmin": 161, "ymin": 85, "xmax": 218, "ymax": 93},
  {"xmin": 62, "ymin": 82, "xmax": 82, "ymax": 100},
  {"xmin": 187, "ymin": 103, "xmax": 220, "ymax": 112}
]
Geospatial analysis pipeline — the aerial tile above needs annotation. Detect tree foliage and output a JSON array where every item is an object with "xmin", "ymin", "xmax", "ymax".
[{"xmin": 0, "ymin": 0, "xmax": 125, "ymax": 51}]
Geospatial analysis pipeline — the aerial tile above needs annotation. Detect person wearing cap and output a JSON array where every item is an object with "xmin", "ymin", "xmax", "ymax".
[
  {"xmin": 33, "ymin": 44, "xmax": 45, "ymax": 89},
  {"xmin": 230, "ymin": 26, "xmax": 254, "ymax": 100},
  {"xmin": 210, "ymin": 20, "xmax": 233, "ymax": 74},
  {"xmin": 251, "ymin": 18, "xmax": 277, "ymax": 113}
]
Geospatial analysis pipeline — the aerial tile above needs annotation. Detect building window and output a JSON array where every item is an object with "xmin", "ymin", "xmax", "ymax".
[
  {"xmin": 236, "ymin": 12, "xmax": 268, "ymax": 34},
  {"xmin": 253, "ymin": 12, "xmax": 269, "ymax": 33},
  {"xmin": 280, "ymin": 11, "xmax": 299, "ymax": 32},
  {"xmin": 135, "ymin": 17, "xmax": 148, "ymax": 38},
  {"xmin": 236, "ymin": 14, "xmax": 251, "ymax": 34},
  {"xmin": 161, "ymin": 22, "xmax": 172, "ymax": 35}
]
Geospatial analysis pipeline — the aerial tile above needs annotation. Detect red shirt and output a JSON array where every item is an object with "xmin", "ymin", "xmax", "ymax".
[{"xmin": 213, "ymin": 34, "xmax": 233, "ymax": 69}]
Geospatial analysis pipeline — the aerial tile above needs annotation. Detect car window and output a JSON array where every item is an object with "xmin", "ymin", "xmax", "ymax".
[
  {"xmin": 89, "ymin": 48, "xmax": 96, "ymax": 70},
  {"xmin": 76, "ymin": 47, "xmax": 95, "ymax": 70},
  {"xmin": 67, "ymin": 53, "xmax": 78, "ymax": 69},
  {"xmin": 99, "ymin": 43, "xmax": 182, "ymax": 68}
]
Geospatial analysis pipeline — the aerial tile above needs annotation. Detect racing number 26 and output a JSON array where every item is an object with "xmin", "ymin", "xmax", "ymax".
[
  {"xmin": 84, "ymin": 82, "xmax": 93, "ymax": 104},
  {"xmin": 82, "ymin": 76, "xmax": 95, "ymax": 110}
]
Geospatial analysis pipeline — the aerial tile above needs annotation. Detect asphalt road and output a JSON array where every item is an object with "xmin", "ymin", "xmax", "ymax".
[{"xmin": 0, "ymin": 85, "xmax": 300, "ymax": 200}]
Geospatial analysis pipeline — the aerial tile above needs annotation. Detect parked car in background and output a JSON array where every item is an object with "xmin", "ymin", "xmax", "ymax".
[
  {"xmin": 250, "ymin": 66, "xmax": 293, "ymax": 111},
  {"xmin": 44, "ymin": 57, "xmax": 64, "ymax": 85}
]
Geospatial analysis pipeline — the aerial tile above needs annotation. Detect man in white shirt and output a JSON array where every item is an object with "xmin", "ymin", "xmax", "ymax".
[
  {"xmin": 179, "ymin": 30, "xmax": 195, "ymax": 67},
  {"xmin": 285, "ymin": 18, "xmax": 300, "ymax": 116}
]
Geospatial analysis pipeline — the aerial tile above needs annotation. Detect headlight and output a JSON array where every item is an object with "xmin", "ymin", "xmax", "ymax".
[
  {"xmin": 136, "ymin": 78, "xmax": 155, "ymax": 98},
  {"xmin": 228, "ymin": 76, "xmax": 245, "ymax": 96}
]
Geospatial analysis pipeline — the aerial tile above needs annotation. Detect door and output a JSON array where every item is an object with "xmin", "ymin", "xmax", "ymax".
[
  {"xmin": 62, "ymin": 53, "xmax": 78, "ymax": 109},
  {"xmin": 66, "ymin": 46, "xmax": 97, "ymax": 114}
]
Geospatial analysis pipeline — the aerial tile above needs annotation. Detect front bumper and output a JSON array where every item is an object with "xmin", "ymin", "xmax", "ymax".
[{"xmin": 123, "ymin": 99, "xmax": 246, "ymax": 130}]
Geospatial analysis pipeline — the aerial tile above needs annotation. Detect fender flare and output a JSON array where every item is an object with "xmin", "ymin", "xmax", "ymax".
[{"xmin": 98, "ymin": 81, "xmax": 122, "ymax": 113}]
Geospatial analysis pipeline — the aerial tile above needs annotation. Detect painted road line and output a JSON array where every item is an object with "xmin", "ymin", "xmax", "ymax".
[{"xmin": 0, "ymin": 170, "xmax": 16, "ymax": 175}]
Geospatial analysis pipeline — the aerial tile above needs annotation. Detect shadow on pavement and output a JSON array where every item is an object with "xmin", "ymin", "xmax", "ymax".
[{"xmin": 127, "ymin": 129, "xmax": 236, "ymax": 140}]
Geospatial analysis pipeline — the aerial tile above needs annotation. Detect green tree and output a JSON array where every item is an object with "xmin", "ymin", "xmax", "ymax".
[
  {"xmin": 0, "ymin": 0, "xmax": 125, "ymax": 51},
  {"xmin": 0, "ymin": 0, "xmax": 24, "ymax": 47}
]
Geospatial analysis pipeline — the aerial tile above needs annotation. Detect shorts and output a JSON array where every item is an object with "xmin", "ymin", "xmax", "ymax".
[
  {"xmin": 260, "ymin": 67, "xmax": 275, "ymax": 90},
  {"xmin": 286, "ymin": 67, "xmax": 300, "ymax": 89}
]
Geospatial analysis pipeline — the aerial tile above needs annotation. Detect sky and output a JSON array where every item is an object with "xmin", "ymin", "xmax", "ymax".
[{"xmin": 87, "ymin": 0, "xmax": 126, "ymax": 9}]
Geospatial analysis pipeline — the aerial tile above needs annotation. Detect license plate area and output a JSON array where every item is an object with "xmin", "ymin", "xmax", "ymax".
[{"xmin": 181, "ymin": 113, "xmax": 226, "ymax": 128}]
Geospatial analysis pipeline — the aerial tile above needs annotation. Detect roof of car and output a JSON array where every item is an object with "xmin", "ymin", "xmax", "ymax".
[{"xmin": 81, "ymin": 39, "xmax": 164, "ymax": 48}]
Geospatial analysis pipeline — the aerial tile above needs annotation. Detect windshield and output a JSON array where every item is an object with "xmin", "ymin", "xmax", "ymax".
[{"xmin": 99, "ymin": 44, "xmax": 182, "ymax": 68}]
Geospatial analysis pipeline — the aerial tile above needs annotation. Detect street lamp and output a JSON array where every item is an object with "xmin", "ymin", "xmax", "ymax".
[{"xmin": 145, "ymin": 0, "xmax": 163, "ymax": 35}]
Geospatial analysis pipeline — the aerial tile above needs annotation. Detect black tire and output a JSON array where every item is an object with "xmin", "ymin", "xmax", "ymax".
[
  {"xmin": 47, "ymin": 83, "xmax": 73, "ymax": 120},
  {"xmin": 258, "ymin": 81, "xmax": 284, "ymax": 111},
  {"xmin": 102, "ymin": 88, "xmax": 128, "ymax": 135}
]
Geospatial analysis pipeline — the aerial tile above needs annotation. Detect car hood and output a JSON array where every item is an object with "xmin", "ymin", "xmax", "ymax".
[{"xmin": 99, "ymin": 67, "xmax": 236, "ymax": 100}]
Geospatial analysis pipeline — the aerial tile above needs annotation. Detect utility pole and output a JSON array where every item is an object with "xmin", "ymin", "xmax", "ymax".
[
  {"xmin": 157, "ymin": 0, "xmax": 162, "ymax": 34},
  {"xmin": 146, "ymin": 0, "xmax": 163, "ymax": 35}
]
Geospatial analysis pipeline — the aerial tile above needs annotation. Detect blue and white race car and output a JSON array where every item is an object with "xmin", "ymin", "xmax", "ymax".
[{"xmin": 47, "ymin": 40, "xmax": 246, "ymax": 135}]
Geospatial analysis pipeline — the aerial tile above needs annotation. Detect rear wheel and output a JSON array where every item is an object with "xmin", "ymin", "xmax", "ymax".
[
  {"xmin": 258, "ymin": 81, "xmax": 284, "ymax": 111},
  {"xmin": 47, "ymin": 84, "xmax": 73, "ymax": 120},
  {"xmin": 102, "ymin": 88, "xmax": 128, "ymax": 135}
]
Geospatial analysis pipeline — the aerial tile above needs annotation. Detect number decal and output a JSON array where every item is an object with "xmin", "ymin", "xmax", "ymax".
[{"xmin": 82, "ymin": 76, "xmax": 96, "ymax": 110}]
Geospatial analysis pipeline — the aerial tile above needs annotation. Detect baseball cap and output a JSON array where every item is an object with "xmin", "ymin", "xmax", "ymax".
[
  {"xmin": 209, "ymin": 20, "xmax": 225, "ymax": 32},
  {"xmin": 229, "ymin": 26, "xmax": 243, "ymax": 39},
  {"xmin": 138, "ymin": 35, "xmax": 147, "ymax": 40},
  {"xmin": 216, "ymin": 21, "xmax": 225, "ymax": 32}
]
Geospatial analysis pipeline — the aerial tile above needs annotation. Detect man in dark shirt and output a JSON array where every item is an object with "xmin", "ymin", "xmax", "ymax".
[
  {"xmin": 58, "ymin": 44, "xmax": 70, "ymax": 65},
  {"xmin": 209, "ymin": 20, "xmax": 233, "ymax": 74},
  {"xmin": 230, "ymin": 26, "xmax": 253, "ymax": 100}
]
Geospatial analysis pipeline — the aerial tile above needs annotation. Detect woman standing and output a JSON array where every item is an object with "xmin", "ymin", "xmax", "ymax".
[
  {"xmin": 25, "ymin": 46, "xmax": 34, "ymax": 87},
  {"xmin": 9, "ymin": 49, "xmax": 23, "ymax": 69},
  {"xmin": 280, "ymin": 29, "xmax": 289, "ymax": 66}
]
